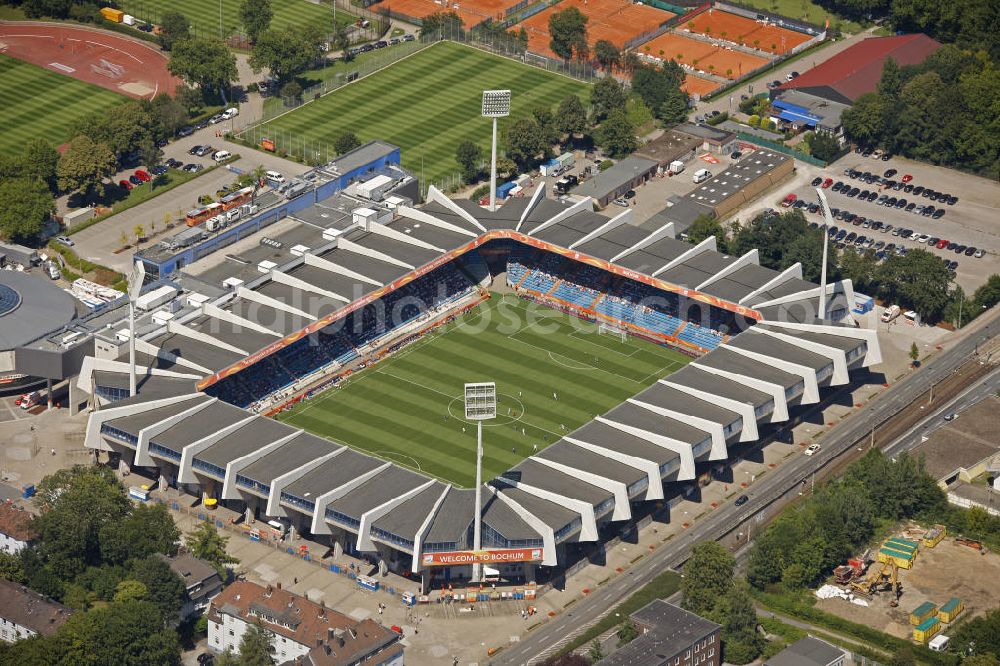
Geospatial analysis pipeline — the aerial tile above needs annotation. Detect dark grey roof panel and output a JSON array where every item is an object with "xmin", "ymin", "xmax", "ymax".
[
  {"xmin": 106, "ymin": 397, "xmax": 210, "ymax": 435},
  {"xmin": 496, "ymin": 486, "xmax": 577, "ymax": 531},
  {"xmin": 282, "ymin": 450, "xmax": 384, "ymax": 500},
  {"xmin": 316, "ymin": 249, "xmax": 404, "ymax": 285},
  {"xmin": 422, "ymin": 489, "xmax": 472, "ymax": 544},
  {"xmin": 153, "ymin": 401, "xmax": 249, "ymax": 451},
  {"xmin": 185, "ymin": 315, "xmax": 277, "ymax": 353},
  {"xmin": 326, "ymin": 465, "xmax": 426, "ymax": 519},
  {"xmin": 350, "ymin": 231, "xmax": 440, "ymax": 266},
  {"xmin": 604, "ymin": 402, "xmax": 710, "ymax": 445},
  {"xmin": 285, "ymin": 263, "xmax": 374, "ymax": 300},
  {"xmin": 757, "ymin": 324, "xmax": 865, "ymax": 353},
  {"xmin": 255, "ymin": 281, "xmax": 342, "ymax": 318},
  {"xmin": 148, "ymin": 331, "xmax": 244, "ymax": 371},
  {"xmin": 696, "ymin": 347, "xmax": 800, "ymax": 391},
  {"xmin": 536, "ymin": 441, "xmax": 645, "ymax": 486},
  {"xmin": 726, "ymin": 330, "xmax": 831, "ymax": 373},
  {"xmin": 533, "ymin": 223, "xmax": 588, "ymax": 249},
  {"xmin": 239, "ymin": 433, "xmax": 339, "ymax": 484},
  {"xmin": 632, "ymin": 383, "xmax": 739, "ymax": 426},
  {"xmin": 570, "ymin": 420, "xmax": 681, "ymax": 468},
  {"xmin": 510, "ymin": 459, "xmax": 611, "ymax": 508},
  {"xmin": 93, "ymin": 371, "xmax": 196, "ymax": 401},
  {"xmin": 195, "ymin": 417, "xmax": 294, "ymax": 468},
  {"xmin": 668, "ymin": 365, "xmax": 771, "ymax": 408},
  {"xmin": 574, "ymin": 237, "xmax": 624, "ymax": 261},
  {"xmin": 372, "ymin": 483, "xmax": 446, "ymax": 540},
  {"xmin": 228, "ymin": 300, "xmax": 302, "ymax": 335}
]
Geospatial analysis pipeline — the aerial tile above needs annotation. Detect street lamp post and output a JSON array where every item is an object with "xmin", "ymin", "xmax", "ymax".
[
  {"xmin": 482, "ymin": 90, "xmax": 511, "ymax": 212},
  {"xmin": 126, "ymin": 261, "xmax": 146, "ymax": 398},
  {"xmin": 464, "ymin": 382, "xmax": 496, "ymax": 583},
  {"xmin": 815, "ymin": 187, "xmax": 833, "ymax": 321}
]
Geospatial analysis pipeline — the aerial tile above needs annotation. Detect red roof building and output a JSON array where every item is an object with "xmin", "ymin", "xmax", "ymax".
[{"xmin": 775, "ymin": 34, "xmax": 941, "ymax": 105}]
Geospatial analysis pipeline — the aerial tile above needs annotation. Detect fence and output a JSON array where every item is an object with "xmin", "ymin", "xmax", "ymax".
[{"xmin": 735, "ymin": 131, "xmax": 828, "ymax": 167}]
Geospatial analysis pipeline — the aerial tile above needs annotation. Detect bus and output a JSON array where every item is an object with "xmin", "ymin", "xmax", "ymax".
[
  {"xmin": 185, "ymin": 202, "xmax": 223, "ymax": 227},
  {"xmin": 220, "ymin": 186, "xmax": 254, "ymax": 211}
]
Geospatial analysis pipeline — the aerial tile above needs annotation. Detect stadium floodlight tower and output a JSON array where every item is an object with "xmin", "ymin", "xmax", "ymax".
[
  {"xmin": 465, "ymin": 381, "xmax": 496, "ymax": 582},
  {"xmin": 126, "ymin": 260, "xmax": 146, "ymax": 397},
  {"xmin": 482, "ymin": 90, "xmax": 511, "ymax": 212},
  {"xmin": 815, "ymin": 187, "xmax": 832, "ymax": 322}
]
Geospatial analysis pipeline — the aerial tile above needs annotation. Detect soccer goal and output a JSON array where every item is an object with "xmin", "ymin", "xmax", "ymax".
[{"xmin": 598, "ymin": 322, "xmax": 627, "ymax": 343}]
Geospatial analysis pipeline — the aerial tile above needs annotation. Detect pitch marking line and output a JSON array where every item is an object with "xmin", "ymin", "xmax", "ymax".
[{"xmin": 506, "ymin": 334, "xmax": 649, "ymax": 386}]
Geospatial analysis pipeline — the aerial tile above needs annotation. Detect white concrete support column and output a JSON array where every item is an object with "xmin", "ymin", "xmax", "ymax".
[
  {"xmin": 357, "ymin": 480, "xmax": 436, "ymax": 553},
  {"xmin": 564, "ymin": 437, "xmax": 664, "ymax": 501},
  {"xmin": 309, "ymin": 463, "xmax": 391, "ymax": 536}
]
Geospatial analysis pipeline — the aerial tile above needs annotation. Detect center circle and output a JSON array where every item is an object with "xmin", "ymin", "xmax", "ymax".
[{"xmin": 447, "ymin": 393, "xmax": 525, "ymax": 426}]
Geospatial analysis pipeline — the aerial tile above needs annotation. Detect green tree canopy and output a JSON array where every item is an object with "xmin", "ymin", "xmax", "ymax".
[
  {"xmin": 159, "ymin": 11, "xmax": 190, "ymax": 50},
  {"xmin": 682, "ymin": 541, "xmax": 734, "ymax": 617},
  {"xmin": 419, "ymin": 11, "xmax": 464, "ymax": 38},
  {"xmin": 20, "ymin": 139, "xmax": 60, "ymax": 192},
  {"xmin": 185, "ymin": 520, "xmax": 238, "ymax": 578},
  {"xmin": 595, "ymin": 108, "xmax": 636, "ymax": 157},
  {"xmin": 240, "ymin": 0, "xmax": 274, "ymax": 44},
  {"xmin": 99, "ymin": 502, "xmax": 179, "ymax": 566},
  {"xmin": 874, "ymin": 248, "xmax": 953, "ymax": 321},
  {"xmin": 505, "ymin": 117, "xmax": 547, "ymax": 169},
  {"xmin": 127, "ymin": 556, "xmax": 186, "ymax": 623},
  {"xmin": 684, "ymin": 214, "xmax": 727, "ymax": 251},
  {"xmin": 658, "ymin": 85, "xmax": 690, "ymax": 126},
  {"xmin": 591, "ymin": 76, "xmax": 627, "ymax": 122},
  {"xmin": 239, "ymin": 619, "xmax": 276, "ymax": 666},
  {"xmin": 55, "ymin": 133, "xmax": 116, "ymax": 200},
  {"xmin": 169, "ymin": 37, "xmax": 239, "ymax": 93},
  {"xmin": 334, "ymin": 131, "xmax": 362, "ymax": 156},
  {"xmin": 555, "ymin": 94, "xmax": 588, "ymax": 138},
  {"xmin": 721, "ymin": 579, "xmax": 764, "ymax": 664},
  {"xmin": 249, "ymin": 27, "xmax": 324, "ymax": 82},
  {"xmin": 0, "ymin": 177, "xmax": 54, "ymax": 242},
  {"xmin": 113, "ymin": 579, "xmax": 149, "ymax": 604},
  {"xmin": 455, "ymin": 140, "xmax": 482, "ymax": 184},
  {"xmin": 548, "ymin": 7, "xmax": 589, "ymax": 62},
  {"xmin": 593, "ymin": 39, "xmax": 621, "ymax": 71}
]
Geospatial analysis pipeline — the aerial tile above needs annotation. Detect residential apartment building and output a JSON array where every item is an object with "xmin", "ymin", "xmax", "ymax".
[{"xmin": 0, "ymin": 580, "xmax": 73, "ymax": 644}]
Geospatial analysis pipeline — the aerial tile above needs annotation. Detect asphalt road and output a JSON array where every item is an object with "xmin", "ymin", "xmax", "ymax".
[{"xmin": 497, "ymin": 314, "xmax": 999, "ymax": 665}]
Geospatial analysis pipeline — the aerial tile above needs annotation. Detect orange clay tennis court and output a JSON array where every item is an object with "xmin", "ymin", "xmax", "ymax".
[
  {"xmin": 678, "ymin": 9, "xmax": 812, "ymax": 54},
  {"xmin": 383, "ymin": 0, "xmax": 525, "ymax": 27},
  {"xmin": 638, "ymin": 31, "xmax": 769, "ymax": 79},
  {"xmin": 522, "ymin": 0, "xmax": 674, "ymax": 58},
  {"xmin": 681, "ymin": 75, "xmax": 719, "ymax": 97}
]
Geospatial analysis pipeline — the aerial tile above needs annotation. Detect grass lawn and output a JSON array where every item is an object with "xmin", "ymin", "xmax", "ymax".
[
  {"xmin": 251, "ymin": 41, "xmax": 590, "ymax": 186},
  {"xmin": 739, "ymin": 0, "xmax": 864, "ymax": 33},
  {"xmin": 119, "ymin": 0, "xmax": 356, "ymax": 39},
  {"xmin": 276, "ymin": 294, "xmax": 690, "ymax": 487},
  {"xmin": 0, "ymin": 55, "xmax": 124, "ymax": 156}
]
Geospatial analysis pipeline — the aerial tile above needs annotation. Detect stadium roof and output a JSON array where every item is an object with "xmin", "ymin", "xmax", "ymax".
[
  {"xmin": 82, "ymin": 185, "xmax": 881, "ymax": 570},
  {"xmin": 0, "ymin": 272, "xmax": 78, "ymax": 350},
  {"xmin": 775, "ymin": 34, "xmax": 941, "ymax": 105}
]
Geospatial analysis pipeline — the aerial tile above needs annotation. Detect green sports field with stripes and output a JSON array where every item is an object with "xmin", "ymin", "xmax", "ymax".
[
  {"xmin": 0, "ymin": 55, "xmax": 124, "ymax": 156},
  {"xmin": 275, "ymin": 294, "xmax": 691, "ymax": 487},
  {"xmin": 119, "ymin": 0, "xmax": 356, "ymax": 39},
  {"xmin": 253, "ymin": 41, "xmax": 590, "ymax": 186}
]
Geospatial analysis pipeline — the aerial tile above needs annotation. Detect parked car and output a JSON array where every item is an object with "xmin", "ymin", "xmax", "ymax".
[
  {"xmin": 208, "ymin": 113, "xmax": 225, "ymax": 124},
  {"xmin": 193, "ymin": 145, "xmax": 214, "ymax": 157},
  {"xmin": 915, "ymin": 234, "xmax": 930, "ymax": 243},
  {"xmin": 55, "ymin": 235, "xmax": 74, "ymax": 247},
  {"xmin": 781, "ymin": 193, "xmax": 797, "ymax": 207},
  {"xmin": 970, "ymin": 247, "xmax": 982, "ymax": 257},
  {"xmin": 150, "ymin": 165, "xmax": 168, "ymax": 176},
  {"xmin": 135, "ymin": 169, "xmax": 151, "ymax": 182},
  {"xmin": 403, "ymin": 33, "xmax": 416, "ymax": 41},
  {"xmin": 183, "ymin": 163, "xmax": 204, "ymax": 173},
  {"xmin": 735, "ymin": 494, "xmax": 749, "ymax": 507},
  {"xmin": 947, "ymin": 195, "xmax": 958, "ymax": 205},
  {"xmin": 804, "ymin": 444, "xmax": 821, "ymax": 456},
  {"xmin": 119, "ymin": 179, "xmax": 133, "ymax": 190},
  {"xmin": 811, "ymin": 176, "xmax": 823, "ymax": 187},
  {"xmin": 165, "ymin": 158, "xmax": 183, "ymax": 169},
  {"xmin": 176, "ymin": 125, "xmax": 194, "ymax": 137},
  {"xmin": 821, "ymin": 178, "xmax": 833, "ymax": 188},
  {"xmin": 128, "ymin": 174, "xmax": 142, "ymax": 185},
  {"xmin": 884, "ymin": 168, "xmax": 897, "ymax": 178},
  {"xmin": 933, "ymin": 208, "xmax": 945, "ymax": 219}
]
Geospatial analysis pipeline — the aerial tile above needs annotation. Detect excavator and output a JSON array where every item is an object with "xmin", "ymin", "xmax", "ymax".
[{"xmin": 850, "ymin": 561, "xmax": 902, "ymax": 603}]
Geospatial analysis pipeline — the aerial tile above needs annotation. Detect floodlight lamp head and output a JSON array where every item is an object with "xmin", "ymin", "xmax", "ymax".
[
  {"xmin": 482, "ymin": 90, "xmax": 511, "ymax": 118},
  {"xmin": 464, "ymin": 382, "xmax": 497, "ymax": 421},
  {"xmin": 127, "ymin": 261, "xmax": 146, "ymax": 301}
]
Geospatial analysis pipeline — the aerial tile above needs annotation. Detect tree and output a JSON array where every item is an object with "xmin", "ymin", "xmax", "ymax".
[
  {"xmin": 159, "ymin": 11, "xmax": 190, "ymax": 51},
  {"xmin": 113, "ymin": 580, "xmax": 149, "ymax": 603},
  {"xmin": 548, "ymin": 7, "xmax": 588, "ymax": 62},
  {"xmin": 595, "ymin": 108, "xmax": 636, "ymax": 157},
  {"xmin": 616, "ymin": 617, "xmax": 638, "ymax": 646},
  {"xmin": 875, "ymin": 249, "xmax": 953, "ymax": 321},
  {"xmin": 953, "ymin": 607, "xmax": 1000, "ymax": 660},
  {"xmin": 594, "ymin": 39, "xmax": 620, "ymax": 71},
  {"xmin": 587, "ymin": 638, "xmax": 605, "ymax": 662},
  {"xmin": 151, "ymin": 94, "xmax": 189, "ymax": 138},
  {"xmin": 120, "ymin": 231, "xmax": 130, "ymax": 249},
  {"xmin": 962, "ymin": 656, "xmax": 1000, "ymax": 666},
  {"xmin": 973, "ymin": 274, "xmax": 1000, "ymax": 312},
  {"xmin": 57, "ymin": 135, "xmax": 117, "ymax": 200},
  {"xmin": 239, "ymin": 619, "xmax": 276, "ymax": 666},
  {"xmin": 909, "ymin": 342, "xmax": 919, "ymax": 364},
  {"xmin": 632, "ymin": 64, "xmax": 685, "ymax": 118},
  {"xmin": 721, "ymin": 580, "xmax": 763, "ymax": 664},
  {"xmin": 591, "ymin": 75, "xmax": 627, "ymax": 121},
  {"xmin": 682, "ymin": 541, "xmax": 734, "ymax": 617},
  {"xmin": 279, "ymin": 80, "xmax": 303, "ymax": 103},
  {"xmin": 214, "ymin": 650, "xmax": 242, "ymax": 666},
  {"xmin": 128, "ymin": 556, "xmax": 186, "ymax": 622},
  {"xmin": 841, "ymin": 92, "xmax": 888, "ymax": 148},
  {"xmin": 169, "ymin": 37, "xmax": 238, "ymax": 95},
  {"xmin": 0, "ymin": 178, "xmax": 54, "ymax": 242},
  {"xmin": 249, "ymin": 27, "xmax": 324, "ymax": 82},
  {"xmin": 685, "ymin": 213, "xmax": 726, "ymax": 251},
  {"xmin": 34, "ymin": 466, "xmax": 131, "ymax": 579},
  {"xmin": 505, "ymin": 118, "xmax": 546, "ymax": 169},
  {"xmin": 52, "ymin": 600, "xmax": 181, "ymax": 665},
  {"xmin": 658, "ymin": 86, "xmax": 690, "ymax": 126},
  {"xmin": 99, "ymin": 502, "xmax": 179, "ymax": 566},
  {"xmin": 455, "ymin": 140, "xmax": 482, "ymax": 184},
  {"xmin": 334, "ymin": 131, "xmax": 362, "ymax": 156},
  {"xmin": 555, "ymin": 94, "xmax": 587, "ymax": 139},
  {"xmin": 805, "ymin": 131, "xmax": 841, "ymax": 162},
  {"xmin": 20, "ymin": 139, "xmax": 60, "ymax": 192},
  {"xmin": 532, "ymin": 106, "xmax": 561, "ymax": 147},
  {"xmin": 0, "ymin": 551, "xmax": 26, "ymax": 584},
  {"xmin": 139, "ymin": 140, "xmax": 164, "ymax": 191},
  {"xmin": 419, "ymin": 11, "xmax": 463, "ymax": 39},
  {"xmin": 240, "ymin": 0, "xmax": 273, "ymax": 44},
  {"xmin": 186, "ymin": 520, "xmax": 238, "ymax": 578},
  {"xmin": 877, "ymin": 57, "xmax": 902, "ymax": 98}
]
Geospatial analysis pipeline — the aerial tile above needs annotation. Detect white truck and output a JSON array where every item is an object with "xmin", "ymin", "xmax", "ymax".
[
  {"xmin": 880, "ymin": 304, "xmax": 901, "ymax": 322},
  {"xmin": 669, "ymin": 160, "xmax": 685, "ymax": 175}
]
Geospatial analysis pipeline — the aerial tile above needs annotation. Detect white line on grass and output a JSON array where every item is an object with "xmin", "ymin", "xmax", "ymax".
[{"xmin": 507, "ymin": 334, "xmax": 647, "ymax": 386}]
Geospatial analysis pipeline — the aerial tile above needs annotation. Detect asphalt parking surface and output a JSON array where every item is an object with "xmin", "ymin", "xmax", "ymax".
[{"xmin": 771, "ymin": 152, "xmax": 1000, "ymax": 292}]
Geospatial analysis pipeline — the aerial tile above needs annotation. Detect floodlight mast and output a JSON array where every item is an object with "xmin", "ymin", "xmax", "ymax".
[
  {"xmin": 464, "ymin": 382, "xmax": 496, "ymax": 582},
  {"xmin": 815, "ymin": 188, "xmax": 832, "ymax": 322},
  {"xmin": 482, "ymin": 90, "xmax": 511, "ymax": 213},
  {"xmin": 126, "ymin": 261, "xmax": 146, "ymax": 397}
]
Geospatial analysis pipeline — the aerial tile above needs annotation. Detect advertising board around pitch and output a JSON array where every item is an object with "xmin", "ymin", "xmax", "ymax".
[{"xmin": 422, "ymin": 547, "xmax": 543, "ymax": 566}]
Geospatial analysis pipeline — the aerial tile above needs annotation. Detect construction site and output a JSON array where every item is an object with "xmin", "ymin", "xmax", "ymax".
[{"xmin": 815, "ymin": 523, "xmax": 999, "ymax": 643}]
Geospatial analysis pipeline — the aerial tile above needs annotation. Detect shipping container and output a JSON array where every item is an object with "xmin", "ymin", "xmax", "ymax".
[
  {"xmin": 100, "ymin": 7, "xmax": 124, "ymax": 22},
  {"xmin": 910, "ymin": 601, "xmax": 938, "ymax": 625},
  {"xmin": 923, "ymin": 525, "xmax": 946, "ymax": 548},
  {"xmin": 497, "ymin": 181, "xmax": 517, "ymax": 199},
  {"xmin": 135, "ymin": 285, "xmax": 179, "ymax": 312},
  {"xmin": 937, "ymin": 598, "xmax": 963, "ymax": 623},
  {"xmin": 913, "ymin": 617, "xmax": 941, "ymax": 643}
]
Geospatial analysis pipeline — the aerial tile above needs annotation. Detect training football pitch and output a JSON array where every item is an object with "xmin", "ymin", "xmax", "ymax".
[
  {"xmin": 275, "ymin": 294, "xmax": 691, "ymax": 487},
  {"xmin": 119, "ymin": 0, "xmax": 356, "ymax": 39},
  {"xmin": 251, "ymin": 41, "xmax": 589, "ymax": 186},
  {"xmin": 0, "ymin": 55, "xmax": 124, "ymax": 156}
]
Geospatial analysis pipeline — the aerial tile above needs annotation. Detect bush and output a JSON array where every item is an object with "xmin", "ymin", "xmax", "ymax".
[
  {"xmin": 470, "ymin": 184, "xmax": 489, "ymax": 201},
  {"xmin": 748, "ymin": 114, "xmax": 760, "ymax": 127},
  {"xmin": 246, "ymin": 82, "xmax": 259, "ymax": 93},
  {"xmin": 599, "ymin": 159, "xmax": 614, "ymax": 171},
  {"xmin": 706, "ymin": 112, "xmax": 729, "ymax": 126}
]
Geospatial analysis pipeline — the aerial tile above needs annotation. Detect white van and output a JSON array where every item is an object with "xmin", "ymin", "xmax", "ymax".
[
  {"xmin": 693, "ymin": 168, "xmax": 712, "ymax": 183},
  {"xmin": 222, "ymin": 107, "xmax": 239, "ymax": 119},
  {"xmin": 212, "ymin": 150, "xmax": 231, "ymax": 163},
  {"xmin": 266, "ymin": 170, "xmax": 285, "ymax": 185}
]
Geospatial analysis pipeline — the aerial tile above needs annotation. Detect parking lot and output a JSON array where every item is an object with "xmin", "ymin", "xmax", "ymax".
[{"xmin": 768, "ymin": 152, "xmax": 1000, "ymax": 292}]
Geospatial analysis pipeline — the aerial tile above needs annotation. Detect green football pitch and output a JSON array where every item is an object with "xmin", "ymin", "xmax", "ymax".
[
  {"xmin": 251, "ymin": 41, "xmax": 590, "ymax": 187},
  {"xmin": 275, "ymin": 294, "xmax": 691, "ymax": 487},
  {"xmin": 0, "ymin": 55, "xmax": 124, "ymax": 156},
  {"xmin": 119, "ymin": 0, "xmax": 356, "ymax": 39}
]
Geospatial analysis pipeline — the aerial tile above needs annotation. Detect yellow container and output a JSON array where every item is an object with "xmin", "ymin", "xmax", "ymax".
[
  {"xmin": 923, "ymin": 525, "xmax": 946, "ymax": 548},
  {"xmin": 938, "ymin": 598, "xmax": 963, "ymax": 623},
  {"xmin": 913, "ymin": 617, "xmax": 941, "ymax": 643},
  {"xmin": 100, "ymin": 7, "xmax": 124, "ymax": 22},
  {"xmin": 878, "ymin": 547, "xmax": 915, "ymax": 569},
  {"xmin": 910, "ymin": 601, "xmax": 937, "ymax": 625}
]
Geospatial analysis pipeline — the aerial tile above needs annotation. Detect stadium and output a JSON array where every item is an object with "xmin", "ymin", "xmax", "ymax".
[{"xmin": 79, "ymin": 144, "xmax": 879, "ymax": 589}]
